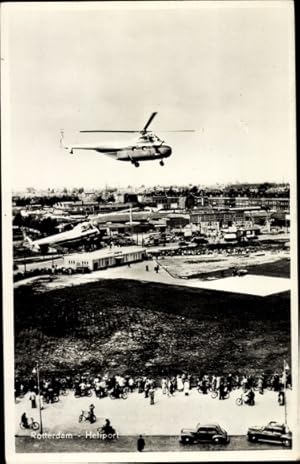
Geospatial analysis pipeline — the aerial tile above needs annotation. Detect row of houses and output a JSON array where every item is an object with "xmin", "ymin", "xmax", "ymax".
[{"xmin": 136, "ymin": 194, "xmax": 290, "ymax": 212}]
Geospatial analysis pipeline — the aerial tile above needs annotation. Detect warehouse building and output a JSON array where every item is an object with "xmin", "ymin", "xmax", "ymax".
[{"xmin": 64, "ymin": 246, "xmax": 146, "ymax": 271}]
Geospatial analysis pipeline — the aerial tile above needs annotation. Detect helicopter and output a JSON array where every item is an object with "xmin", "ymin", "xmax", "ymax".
[{"xmin": 60, "ymin": 112, "xmax": 194, "ymax": 167}]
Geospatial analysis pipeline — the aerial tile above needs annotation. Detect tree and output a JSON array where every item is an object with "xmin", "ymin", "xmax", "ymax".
[{"xmin": 13, "ymin": 212, "xmax": 24, "ymax": 227}]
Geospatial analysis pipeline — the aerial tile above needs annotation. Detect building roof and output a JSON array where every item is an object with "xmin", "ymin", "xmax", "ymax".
[{"xmin": 65, "ymin": 246, "xmax": 146, "ymax": 261}]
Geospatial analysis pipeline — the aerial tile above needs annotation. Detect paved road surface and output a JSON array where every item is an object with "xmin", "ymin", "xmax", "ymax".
[
  {"xmin": 14, "ymin": 257, "xmax": 290, "ymax": 296},
  {"xmin": 16, "ymin": 434, "xmax": 289, "ymax": 453},
  {"xmin": 15, "ymin": 388, "xmax": 293, "ymax": 438}
]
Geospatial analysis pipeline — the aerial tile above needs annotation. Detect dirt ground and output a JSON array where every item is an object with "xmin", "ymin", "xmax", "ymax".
[{"xmin": 159, "ymin": 250, "xmax": 290, "ymax": 279}]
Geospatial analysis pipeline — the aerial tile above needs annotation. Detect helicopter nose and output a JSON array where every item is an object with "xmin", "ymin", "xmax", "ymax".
[{"xmin": 159, "ymin": 145, "xmax": 172, "ymax": 157}]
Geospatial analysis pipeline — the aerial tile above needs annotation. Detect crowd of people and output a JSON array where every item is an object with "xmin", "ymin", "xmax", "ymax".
[
  {"xmin": 15, "ymin": 371, "xmax": 292, "ymax": 404},
  {"xmin": 18, "ymin": 370, "xmax": 291, "ymax": 435}
]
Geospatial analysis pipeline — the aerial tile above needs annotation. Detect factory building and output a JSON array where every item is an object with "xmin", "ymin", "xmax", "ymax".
[{"xmin": 64, "ymin": 246, "xmax": 146, "ymax": 271}]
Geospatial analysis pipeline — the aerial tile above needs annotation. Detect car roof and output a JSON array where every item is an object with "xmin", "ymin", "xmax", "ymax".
[{"xmin": 196, "ymin": 423, "xmax": 220, "ymax": 428}]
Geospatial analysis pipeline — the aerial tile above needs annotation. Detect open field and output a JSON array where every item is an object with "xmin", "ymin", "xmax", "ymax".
[
  {"xmin": 159, "ymin": 252, "xmax": 290, "ymax": 279},
  {"xmin": 14, "ymin": 274, "xmax": 290, "ymax": 376}
]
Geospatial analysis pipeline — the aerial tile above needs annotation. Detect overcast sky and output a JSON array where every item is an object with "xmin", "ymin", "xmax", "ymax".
[{"xmin": 2, "ymin": 1, "xmax": 295, "ymax": 190}]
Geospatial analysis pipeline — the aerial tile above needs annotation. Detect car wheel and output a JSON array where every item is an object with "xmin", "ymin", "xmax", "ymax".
[
  {"xmin": 283, "ymin": 439, "xmax": 291, "ymax": 448},
  {"xmin": 250, "ymin": 435, "xmax": 257, "ymax": 442},
  {"xmin": 213, "ymin": 437, "xmax": 220, "ymax": 444}
]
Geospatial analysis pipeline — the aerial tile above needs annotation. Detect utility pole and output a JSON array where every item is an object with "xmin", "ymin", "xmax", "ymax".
[
  {"xmin": 283, "ymin": 359, "xmax": 288, "ymax": 425},
  {"xmin": 32, "ymin": 363, "xmax": 43, "ymax": 433}
]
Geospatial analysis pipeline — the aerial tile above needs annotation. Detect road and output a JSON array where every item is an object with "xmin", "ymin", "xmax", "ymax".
[
  {"xmin": 15, "ymin": 434, "xmax": 288, "ymax": 453},
  {"xmin": 14, "ymin": 257, "xmax": 290, "ymax": 297}
]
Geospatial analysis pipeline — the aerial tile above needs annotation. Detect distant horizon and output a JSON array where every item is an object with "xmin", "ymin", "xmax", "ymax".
[{"xmin": 12, "ymin": 179, "xmax": 290, "ymax": 194}]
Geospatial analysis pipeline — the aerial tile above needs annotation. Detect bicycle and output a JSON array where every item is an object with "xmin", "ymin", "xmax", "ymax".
[
  {"xmin": 211, "ymin": 388, "xmax": 230, "ymax": 399},
  {"xmin": 197, "ymin": 385, "xmax": 212, "ymax": 394},
  {"xmin": 236, "ymin": 394, "xmax": 255, "ymax": 406},
  {"xmin": 20, "ymin": 418, "xmax": 39, "ymax": 430},
  {"xmin": 45, "ymin": 394, "xmax": 59, "ymax": 404},
  {"xmin": 60, "ymin": 388, "xmax": 69, "ymax": 396},
  {"xmin": 97, "ymin": 426, "xmax": 118, "ymax": 440},
  {"xmin": 109, "ymin": 389, "xmax": 128, "ymax": 400},
  {"xmin": 78, "ymin": 410, "xmax": 96, "ymax": 423},
  {"xmin": 74, "ymin": 388, "xmax": 93, "ymax": 398}
]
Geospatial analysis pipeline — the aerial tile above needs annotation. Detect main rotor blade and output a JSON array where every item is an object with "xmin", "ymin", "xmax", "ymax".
[
  {"xmin": 142, "ymin": 112, "xmax": 158, "ymax": 133},
  {"xmin": 80, "ymin": 130, "xmax": 139, "ymax": 133}
]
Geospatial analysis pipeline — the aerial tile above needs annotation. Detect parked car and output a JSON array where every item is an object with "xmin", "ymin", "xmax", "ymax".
[
  {"xmin": 237, "ymin": 268, "xmax": 248, "ymax": 276},
  {"xmin": 180, "ymin": 423, "xmax": 230, "ymax": 445},
  {"xmin": 247, "ymin": 421, "xmax": 292, "ymax": 447}
]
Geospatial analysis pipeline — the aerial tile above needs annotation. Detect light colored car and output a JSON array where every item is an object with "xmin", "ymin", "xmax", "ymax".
[{"xmin": 247, "ymin": 421, "xmax": 292, "ymax": 447}]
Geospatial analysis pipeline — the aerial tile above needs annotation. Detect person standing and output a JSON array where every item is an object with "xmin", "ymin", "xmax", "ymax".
[
  {"xmin": 149, "ymin": 386, "xmax": 155, "ymax": 405},
  {"xmin": 128, "ymin": 377, "xmax": 135, "ymax": 393},
  {"xmin": 257, "ymin": 376, "xmax": 264, "ymax": 395},
  {"xmin": 278, "ymin": 390, "xmax": 285, "ymax": 406},
  {"xmin": 219, "ymin": 383, "xmax": 225, "ymax": 400},
  {"xmin": 177, "ymin": 375, "xmax": 183, "ymax": 392},
  {"xmin": 241, "ymin": 376, "xmax": 248, "ymax": 392},
  {"xmin": 167, "ymin": 379, "xmax": 173, "ymax": 396},
  {"xmin": 29, "ymin": 391, "xmax": 37, "ymax": 408},
  {"xmin": 144, "ymin": 379, "xmax": 150, "ymax": 398},
  {"xmin": 21, "ymin": 412, "xmax": 29, "ymax": 428},
  {"xmin": 137, "ymin": 435, "xmax": 145, "ymax": 452},
  {"xmin": 184, "ymin": 379, "xmax": 190, "ymax": 396},
  {"xmin": 161, "ymin": 377, "xmax": 167, "ymax": 395},
  {"xmin": 89, "ymin": 404, "xmax": 96, "ymax": 423}
]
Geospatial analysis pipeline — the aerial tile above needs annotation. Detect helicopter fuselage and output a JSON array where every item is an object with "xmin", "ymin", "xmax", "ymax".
[{"xmin": 106, "ymin": 143, "xmax": 172, "ymax": 162}]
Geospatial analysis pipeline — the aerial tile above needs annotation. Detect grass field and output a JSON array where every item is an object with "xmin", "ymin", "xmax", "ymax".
[{"xmin": 14, "ymin": 274, "xmax": 291, "ymax": 377}]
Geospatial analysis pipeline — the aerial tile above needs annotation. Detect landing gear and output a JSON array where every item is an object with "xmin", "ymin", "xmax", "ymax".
[
  {"xmin": 159, "ymin": 160, "xmax": 164, "ymax": 166},
  {"xmin": 133, "ymin": 161, "xmax": 140, "ymax": 167},
  {"xmin": 70, "ymin": 148, "xmax": 74, "ymax": 155}
]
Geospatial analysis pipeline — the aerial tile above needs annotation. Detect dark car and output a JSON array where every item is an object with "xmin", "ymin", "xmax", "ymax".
[
  {"xmin": 180, "ymin": 423, "xmax": 230, "ymax": 445},
  {"xmin": 247, "ymin": 421, "xmax": 292, "ymax": 447}
]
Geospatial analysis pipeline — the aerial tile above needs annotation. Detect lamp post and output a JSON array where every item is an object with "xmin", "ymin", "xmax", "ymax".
[{"xmin": 32, "ymin": 363, "xmax": 43, "ymax": 433}]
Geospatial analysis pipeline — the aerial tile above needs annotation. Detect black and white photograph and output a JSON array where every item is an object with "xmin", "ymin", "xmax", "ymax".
[{"xmin": 1, "ymin": 1, "xmax": 298, "ymax": 462}]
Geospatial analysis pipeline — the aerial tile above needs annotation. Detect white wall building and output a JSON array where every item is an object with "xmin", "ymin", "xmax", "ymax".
[{"xmin": 64, "ymin": 246, "xmax": 146, "ymax": 271}]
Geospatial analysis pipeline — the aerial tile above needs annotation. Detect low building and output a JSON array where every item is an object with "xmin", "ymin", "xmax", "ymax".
[{"xmin": 64, "ymin": 246, "xmax": 146, "ymax": 271}]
